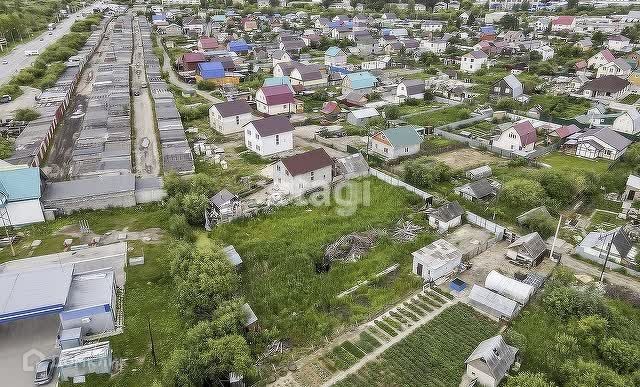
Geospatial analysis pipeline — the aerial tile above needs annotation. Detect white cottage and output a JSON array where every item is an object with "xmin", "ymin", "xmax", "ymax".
[
  {"xmin": 273, "ymin": 148, "xmax": 334, "ymax": 197},
  {"xmin": 493, "ymin": 121, "xmax": 537, "ymax": 152},
  {"xmin": 244, "ymin": 116, "xmax": 294, "ymax": 156},
  {"xmin": 576, "ymin": 127, "xmax": 632, "ymax": 160},
  {"xmin": 460, "ymin": 50, "xmax": 488, "ymax": 73},
  {"xmin": 428, "ymin": 201, "xmax": 464, "ymax": 233},
  {"xmin": 612, "ymin": 108, "xmax": 640, "ymax": 135},
  {"xmin": 209, "ymin": 100, "xmax": 254, "ymax": 135},
  {"xmin": 465, "ymin": 336, "xmax": 518, "ymax": 387}
]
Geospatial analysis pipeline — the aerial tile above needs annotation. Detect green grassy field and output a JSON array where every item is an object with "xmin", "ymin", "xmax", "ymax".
[
  {"xmin": 334, "ymin": 304, "xmax": 498, "ymax": 387},
  {"xmin": 540, "ymin": 152, "xmax": 612, "ymax": 175},
  {"xmin": 405, "ymin": 106, "xmax": 472, "ymax": 128},
  {"xmin": 209, "ymin": 177, "xmax": 430, "ymax": 345}
]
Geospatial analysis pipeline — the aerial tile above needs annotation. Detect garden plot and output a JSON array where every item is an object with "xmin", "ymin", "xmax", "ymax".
[
  {"xmin": 429, "ymin": 147, "xmax": 505, "ymax": 171},
  {"xmin": 332, "ymin": 303, "xmax": 498, "ymax": 387},
  {"xmin": 455, "ymin": 120, "xmax": 499, "ymax": 140}
]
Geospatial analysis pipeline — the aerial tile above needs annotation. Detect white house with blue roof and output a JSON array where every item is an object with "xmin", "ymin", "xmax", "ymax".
[
  {"xmin": 342, "ymin": 71, "xmax": 378, "ymax": 94},
  {"xmin": 0, "ymin": 164, "xmax": 44, "ymax": 227},
  {"xmin": 370, "ymin": 126, "xmax": 423, "ymax": 159},
  {"xmin": 325, "ymin": 46, "xmax": 347, "ymax": 66}
]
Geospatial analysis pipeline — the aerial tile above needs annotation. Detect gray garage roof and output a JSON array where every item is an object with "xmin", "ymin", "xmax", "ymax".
[
  {"xmin": 0, "ymin": 265, "xmax": 74, "ymax": 323},
  {"xmin": 44, "ymin": 173, "xmax": 136, "ymax": 201}
]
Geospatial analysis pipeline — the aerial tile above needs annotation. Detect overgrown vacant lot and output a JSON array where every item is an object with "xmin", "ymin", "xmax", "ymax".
[
  {"xmin": 209, "ymin": 178, "xmax": 430, "ymax": 345},
  {"xmin": 334, "ymin": 304, "xmax": 498, "ymax": 387}
]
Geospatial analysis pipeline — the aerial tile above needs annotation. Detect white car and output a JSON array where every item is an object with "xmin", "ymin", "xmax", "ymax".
[{"xmin": 1, "ymin": 60, "xmax": 7, "ymax": 64}]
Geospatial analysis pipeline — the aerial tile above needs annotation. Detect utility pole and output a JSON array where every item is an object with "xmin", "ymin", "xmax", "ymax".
[
  {"xmin": 550, "ymin": 214, "xmax": 562, "ymax": 265},
  {"xmin": 148, "ymin": 318, "xmax": 157, "ymax": 367},
  {"xmin": 600, "ymin": 232, "xmax": 614, "ymax": 282}
]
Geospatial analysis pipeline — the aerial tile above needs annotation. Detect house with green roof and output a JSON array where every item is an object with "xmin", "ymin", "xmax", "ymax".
[
  {"xmin": 342, "ymin": 71, "xmax": 378, "ymax": 94},
  {"xmin": 0, "ymin": 165, "xmax": 45, "ymax": 226},
  {"xmin": 370, "ymin": 126, "xmax": 423, "ymax": 159}
]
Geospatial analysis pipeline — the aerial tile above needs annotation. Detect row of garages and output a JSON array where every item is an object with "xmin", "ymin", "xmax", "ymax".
[
  {"xmin": 139, "ymin": 16, "xmax": 195, "ymax": 175},
  {"xmin": 5, "ymin": 18, "xmax": 111, "ymax": 167},
  {"xmin": 69, "ymin": 15, "xmax": 134, "ymax": 179}
]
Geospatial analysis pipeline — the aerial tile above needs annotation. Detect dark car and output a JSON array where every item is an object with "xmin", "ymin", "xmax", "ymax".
[{"xmin": 34, "ymin": 357, "xmax": 58, "ymax": 385}]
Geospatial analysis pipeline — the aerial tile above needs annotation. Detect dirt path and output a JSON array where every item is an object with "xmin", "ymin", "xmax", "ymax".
[
  {"xmin": 321, "ymin": 298, "xmax": 459, "ymax": 386},
  {"xmin": 156, "ymin": 35, "xmax": 222, "ymax": 104},
  {"xmin": 561, "ymin": 255, "xmax": 640, "ymax": 290}
]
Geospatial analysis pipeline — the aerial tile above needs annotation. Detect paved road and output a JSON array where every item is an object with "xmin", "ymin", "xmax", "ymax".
[
  {"xmin": 0, "ymin": 1, "xmax": 101, "ymax": 86},
  {"xmin": 133, "ymin": 17, "xmax": 160, "ymax": 176},
  {"xmin": 156, "ymin": 34, "xmax": 222, "ymax": 104}
]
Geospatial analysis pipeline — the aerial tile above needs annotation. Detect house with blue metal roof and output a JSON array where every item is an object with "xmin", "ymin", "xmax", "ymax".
[
  {"xmin": 196, "ymin": 61, "xmax": 240, "ymax": 85},
  {"xmin": 0, "ymin": 166, "xmax": 44, "ymax": 226},
  {"xmin": 325, "ymin": 46, "xmax": 347, "ymax": 67},
  {"xmin": 342, "ymin": 71, "xmax": 378, "ymax": 94},
  {"xmin": 227, "ymin": 39, "xmax": 250, "ymax": 54},
  {"xmin": 370, "ymin": 126, "xmax": 424, "ymax": 160}
]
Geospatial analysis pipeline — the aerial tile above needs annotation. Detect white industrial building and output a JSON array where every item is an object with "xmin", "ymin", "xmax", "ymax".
[{"xmin": 411, "ymin": 239, "xmax": 462, "ymax": 283}]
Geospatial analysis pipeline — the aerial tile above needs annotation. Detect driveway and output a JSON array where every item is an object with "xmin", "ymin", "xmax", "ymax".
[{"xmin": 0, "ymin": 314, "xmax": 60, "ymax": 387}]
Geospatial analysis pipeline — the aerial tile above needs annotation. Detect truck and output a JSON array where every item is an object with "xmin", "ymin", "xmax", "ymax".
[
  {"xmin": 24, "ymin": 50, "xmax": 39, "ymax": 56},
  {"xmin": 47, "ymin": 23, "xmax": 55, "ymax": 31}
]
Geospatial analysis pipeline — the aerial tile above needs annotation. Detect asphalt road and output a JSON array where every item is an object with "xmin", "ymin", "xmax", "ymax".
[{"xmin": 0, "ymin": 1, "xmax": 101, "ymax": 87}]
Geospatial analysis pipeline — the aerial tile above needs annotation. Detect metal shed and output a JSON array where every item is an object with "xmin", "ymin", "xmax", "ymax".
[
  {"xmin": 468, "ymin": 284, "xmax": 519, "ymax": 320},
  {"xmin": 465, "ymin": 165, "xmax": 492, "ymax": 181},
  {"xmin": 58, "ymin": 342, "xmax": 113, "ymax": 381}
]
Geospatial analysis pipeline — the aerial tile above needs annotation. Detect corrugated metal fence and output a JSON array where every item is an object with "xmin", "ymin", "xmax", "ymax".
[
  {"xmin": 465, "ymin": 211, "xmax": 506, "ymax": 240},
  {"xmin": 369, "ymin": 168, "xmax": 433, "ymax": 201}
]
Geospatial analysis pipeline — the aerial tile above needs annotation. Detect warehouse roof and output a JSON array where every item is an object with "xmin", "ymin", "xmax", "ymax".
[
  {"xmin": 0, "ymin": 265, "xmax": 74, "ymax": 323},
  {"xmin": 44, "ymin": 173, "xmax": 135, "ymax": 201}
]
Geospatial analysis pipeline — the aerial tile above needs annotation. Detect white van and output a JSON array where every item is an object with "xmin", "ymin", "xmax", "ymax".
[{"xmin": 24, "ymin": 50, "xmax": 39, "ymax": 56}]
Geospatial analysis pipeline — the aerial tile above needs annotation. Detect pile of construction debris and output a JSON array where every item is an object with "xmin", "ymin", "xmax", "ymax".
[
  {"xmin": 391, "ymin": 220, "xmax": 423, "ymax": 242},
  {"xmin": 324, "ymin": 229, "xmax": 386, "ymax": 263}
]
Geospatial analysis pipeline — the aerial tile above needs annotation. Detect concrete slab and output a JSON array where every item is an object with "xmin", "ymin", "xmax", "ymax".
[{"xmin": 0, "ymin": 314, "xmax": 60, "ymax": 387}]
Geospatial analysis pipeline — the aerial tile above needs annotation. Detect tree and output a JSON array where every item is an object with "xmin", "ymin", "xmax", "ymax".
[
  {"xmin": 500, "ymin": 179, "xmax": 545, "ymax": 209},
  {"xmin": 538, "ymin": 169, "xmax": 576, "ymax": 206},
  {"xmin": 403, "ymin": 161, "xmax": 451, "ymax": 189},
  {"xmin": 623, "ymin": 143, "xmax": 640, "ymax": 166},
  {"xmin": 499, "ymin": 14, "xmax": 519, "ymax": 31},
  {"xmin": 592, "ymin": 31, "xmax": 606, "ymax": 47},
  {"xmin": 506, "ymin": 372, "xmax": 556, "ymax": 387},
  {"xmin": 182, "ymin": 192, "xmax": 209, "ymax": 225},
  {"xmin": 384, "ymin": 105, "xmax": 400, "ymax": 120},
  {"xmin": 571, "ymin": 315, "xmax": 607, "ymax": 346},
  {"xmin": 14, "ymin": 108, "xmax": 40, "ymax": 122},
  {"xmin": 561, "ymin": 359, "xmax": 627, "ymax": 387},
  {"xmin": 566, "ymin": 0, "xmax": 578, "ymax": 8},
  {"xmin": 467, "ymin": 13, "xmax": 476, "ymax": 26},
  {"xmin": 170, "ymin": 245, "xmax": 241, "ymax": 321},
  {"xmin": 168, "ymin": 214, "xmax": 193, "ymax": 240}
]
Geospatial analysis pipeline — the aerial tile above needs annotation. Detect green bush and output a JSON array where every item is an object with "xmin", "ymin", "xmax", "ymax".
[{"xmin": 13, "ymin": 108, "xmax": 40, "ymax": 122}]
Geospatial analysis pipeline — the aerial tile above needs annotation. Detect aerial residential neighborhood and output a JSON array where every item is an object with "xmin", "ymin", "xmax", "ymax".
[{"xmin": 1, "ymin": 0, "xmax": 640, "ymax": 386}]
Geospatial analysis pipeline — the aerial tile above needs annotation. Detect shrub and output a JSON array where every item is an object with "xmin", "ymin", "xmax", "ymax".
[
  {"xmin": 403, "ymin": 160, "xmax": 451, "ymax": 189},
  {"xmin": 13, "ymin": 108, "xmax": 40, "ymax": 122},
  {"xmin": 500, "ymin": 178, "xmax": 546, "ymax": 209}
]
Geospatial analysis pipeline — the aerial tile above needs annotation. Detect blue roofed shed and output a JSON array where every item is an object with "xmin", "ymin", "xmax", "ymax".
[
  {"xmin": 343, "ymin": 71, "xmax": 377, "ymax": 93},
  {"xmin": 0, "ymin": 166, "xmax": 41, "ymax": 201},
  {"xmin": 228, "ymin": 39, "xmax": 250, "ymax": 53},
  {"xmin": 198, "ymin": 61, "xmax": 225, "ymax": 79}
]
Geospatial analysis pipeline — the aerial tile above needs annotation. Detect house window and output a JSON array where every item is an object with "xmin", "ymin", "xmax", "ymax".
[
  {"xmin": 276, "ymin": 165, "xmax": 281, "ymax": 171},
  {"xmin": 275, "ymin": 134, "xmax": 280, "ymax": 145},
  {"xmin": 310, "ymin": 171, "xmax": 314, "ymax": 181},
  {"xmin": 256, "ymin": 145, "xmax": 261, "ymax": 151},
  {"xmin": 493, "ymin": 86, "xmax": 500, "ymax": 92},
  {"xmin": 404, "ymin": 147, "xmax": 409, "ymax": 152},
  {"xmin": 255, "ymin": 133, "xmax": 260, "ymax": 139},
  {"xmin": 246, "ymin": 129, "xmax": 251, "ymax": 135},
  {"xmin": 283, "ymin": 104, "xmax": 287, "ymax": 110},
  {"xmin": 247, "ymin": 141, "xmax": 252, "ymax": 147},
  {"xmin": 384, "ymin": 147, "xmax": 388, "ymax": 153},
  {"xmin": 505, "ymin": 87, "xmax": 511, "ymax": 93}
]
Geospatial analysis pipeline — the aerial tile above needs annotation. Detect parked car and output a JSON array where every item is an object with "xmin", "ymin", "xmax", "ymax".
[
  {"xmin": 34, "ymin": 357, "xmax": 58, "ymax": 385},
  {"xmin": 0, "ymin": 95, "xmax": 12, "ymax": 104},
  {"xmin": 1, "ymin": 60, "xmax": 7, "ymax": 64}
]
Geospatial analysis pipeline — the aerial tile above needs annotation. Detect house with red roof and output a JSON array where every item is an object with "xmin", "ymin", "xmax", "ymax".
[
  {"xmin": 177, "ymin": 52, "xmax": 206, "ymax": 71},
  {"xmin": 273, "ymin": 148, "xmax": 334, "ymax": 197},
  {"xmin": 493, "ymin": 121, "xmax": 537, "ymax": 152},
  {"xmin": 255, "ymin": 85, "xmax": 303, "ymax": 116},
  {"xmin": 587, "ymin": 49, "xmax": 616, "ymax": 69},
  {"xmin": 197, "ymin": 37, "xmax": 219, "ymax": 52},
  {"xmin": 551, "ymin": 16, "xmax": 576, "ymax": 32},
  {"xmin": 244, "ymin": 116, "xmax": 294, "ymax": 156}
]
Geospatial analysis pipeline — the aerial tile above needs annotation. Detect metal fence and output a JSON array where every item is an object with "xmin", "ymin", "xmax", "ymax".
[
  {"xmin": 434, "ymin": 128, "xmax": 517, "ymax": 159},
  {"xmin": 465, "ymin": 211, "xmax": 506, "ymax": 240},
  {"xmin": 369, "ymin": 168, "xmax": 433, "ymax": 201}
]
